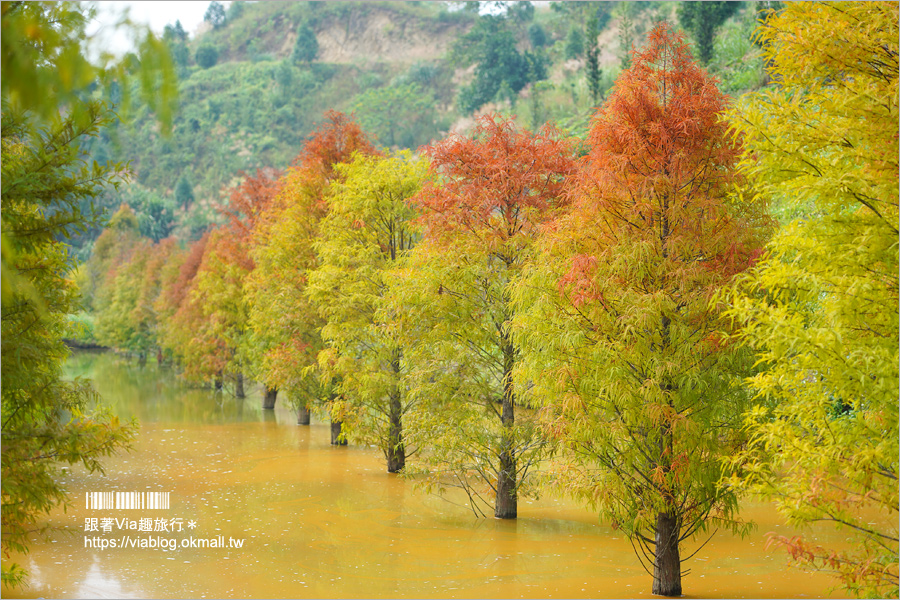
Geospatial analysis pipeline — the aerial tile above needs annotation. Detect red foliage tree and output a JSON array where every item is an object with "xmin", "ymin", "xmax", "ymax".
[
  {"xmin": 406, "ymin": 113, "xmax": 575, "ymax": 518},
  {"xmin": 513, "ymin": 23, "xmax": 770, "ymax": 595}
]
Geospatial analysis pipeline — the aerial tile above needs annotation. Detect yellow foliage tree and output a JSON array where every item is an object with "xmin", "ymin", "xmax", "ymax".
[{"xmin": 723, "ymin": 3, "xmax": 899, "ymax": 597}]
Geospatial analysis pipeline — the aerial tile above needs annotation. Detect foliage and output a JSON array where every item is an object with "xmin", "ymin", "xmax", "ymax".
[
  {"xmin": 1, "ymin": 105, "xmax": 136, "ymax": 588},
  {"xmin": 1, "ymin": 0, "xmax": 176, "ymax": 302},
  {"xmin": 585, "ymin": 13, "xmax": 601, "ymax": 107},
  {"xmin": 706, "ymin": 7, "xmax": 766, "ymax": 95},
  {"xmin": 722, "ymin": 3, "xmax": 899, "ymax": 597},
  {"xmin": 227, "ymin": 1, "xmax": 246, "ymax": 23},
  {"xmin": 157, "ymin": 231, "xmax": 226, "ymax": 383},
  {"xmin": 349, "ymin": 83, "xmax": 441, "ymax": 150},
  {"xmin": 527, "ymin": 22, "xmax": 547, "ymax": 48},
  {"xmin": 677, "ymin": 1, "xmax": 740, "ymax": 65},
  {"xmin": 399, "ymin": 113, "xmax": 575, "ymax": 518},
  {"xmin": 201, "ymin": 168, "xmax": 281, "ymax": 389},
  {"xmin": 564, "ymin": 25, "xmax": 584, "ymax": 60},
  {"xmin": 617, "ymin": 2, "xmax": 635, "ymax": 70},
  {"xmin": 1, "ymin": 1, "xmax": 176, "ymax": 128},
  {"xmin": 292, "ymin": 22, "xmax": 319, "ymax": 64},
  {"xmin": 126, "ymin": 185, "xmax": 177, "ymax": 242},
  {"xmin": 512, "ymin": 23, "xmax": 768, "ymax": 596},
  {"xmin": 155, "ymin": 233, "xmax": 207, "ymax": 374},
  {"xmin": 195, "ymin": 44, "xmax": 219, "ymax": 69},
  {"xmin": 453, "ymin": 15, "xmax": 540, "ymax": 113},
  {"xmin": 78, "ymin": 203, "xmax": 138, "ymax": 312},
  {"xmin": 175, "ymin": 175, "xmax": 195, "ymax": 208},
  {"xmin": 204, "ymin": 1, "xmax": 226, "ymax": 30},
  {"xmin": 163, "ymin": 20, "xmax": 190, "ymax": 71},
  {"xmin": 307, "ymin": 152, "xmax": 427, "ymax": 471},
  {"xmin": 246, "ymin": 112, "xmax": 377, "ymax": 412}
]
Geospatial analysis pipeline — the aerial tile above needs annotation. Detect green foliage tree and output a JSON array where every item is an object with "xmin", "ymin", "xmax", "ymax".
[
  {"xmin": 1, "ymin": 0, "xmax": 176, "ymax": 303},
  {"xmin": 453, "ymin": 15, "xmax": 534, "ymax": 113},
  {"xmin": 92, "ymin": 204, "xmax": 144, "ymax": 351},
  {"xmin": 350, "ymin": 83, "xmax": 440, "ymax": 150},
  {"xmin": 163, "ymin": 21, "xmax": 190, "ymax": 71},
  {"xmin": 398, "ymin": 113, "xmax": 575, "ymax": 519},
  {"xmin": 1, "ymin": 104, "xmax": 136, "ymax": 588},
  {"xmin": 199, "ymin": 168, "xmax": 281, "ymax": 399},
  {"xmin": 527, "ymin": 22, "xmax": 547, "ymax": 48},
  {"xmin": 677, "ymin": 1, "xmax": 740, "ymax": 65},
  {"xmin": 126, "ymin": 185, "xmax": 177, "ymax": 242},
  {"xmin": 175, "ymin": 174, "xmax": 195, "ymax": 208},
  {"xmin": 617, "ymin": 2, "xmax": 635, "ymax": 70},
  {"xmin": 723, "ymin": 3, "xmax": 899, "ymax": 597},
  {"xmin": 564, "ymin": 25, "xmax": 584, "ymax": 60},
  {"xmin": 585, "ymin": 13, "xmax": 601, "ymax": 107},
  {"xmin": 512, "ymin": 24, "xmax": 768, "ymax": 596},
  {"xmin": 193, "ymin": 227, "xmax": 251, "ymax": 396},
  {"xmin": 204, "ymin": 1, "xmax": 226, "ymax": 30},
  {"xmin": 195, "ymin": 44, "xmax": 219, "ymax": 69},
  {"xmin": 227, "ymin": 1, "xmax": 246, "ymax": 23},
  {"xmin": 307, "ymin": 151, "xmax": 427, "ymax": 472},
  {"xmin": 292, "ymin": 22, "xmax": 319, "ymax": 65},
  {"xmin": 1, "ymin": 1, "xmax": 176, "ymax": 129}
]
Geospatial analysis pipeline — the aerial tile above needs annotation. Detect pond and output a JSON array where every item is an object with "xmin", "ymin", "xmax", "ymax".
[{"xmin": 4, "ymin": 351, "xmax": 849, "ymax": 599}]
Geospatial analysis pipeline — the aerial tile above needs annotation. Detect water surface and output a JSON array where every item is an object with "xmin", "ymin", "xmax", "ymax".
[{"xmin": 4, "ymin": 352, "xmax": 852, "ymax": 598}]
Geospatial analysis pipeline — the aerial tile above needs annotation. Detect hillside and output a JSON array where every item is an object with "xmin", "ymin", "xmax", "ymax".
[{"xmin": 80, "ymin": 0, "xmax": 766, "ymax": 255}]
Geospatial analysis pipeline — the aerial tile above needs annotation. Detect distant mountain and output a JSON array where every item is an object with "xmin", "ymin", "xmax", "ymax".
[{"xmin": 77, "ymin": 1, "xmax": 764, "ymax": 253}]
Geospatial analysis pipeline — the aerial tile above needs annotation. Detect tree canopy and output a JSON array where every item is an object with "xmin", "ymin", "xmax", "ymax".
[
  {"xmin": 723, "ymin": 3, "xmax": 899, "ymax": 596},
  {"xmin": 399, "ymin": 113, "xmax": 575, "ymax": 518},
  {"xmin": 307, "ymin": 151, "xmax": 427, "ymax": 472},
  {"xmin": 512, "ymin": 23, "xmax": 769, "ymax": 596},
  {"xmin": 1, "ymin": 104, "xmax": 136, "ymax": 588}
]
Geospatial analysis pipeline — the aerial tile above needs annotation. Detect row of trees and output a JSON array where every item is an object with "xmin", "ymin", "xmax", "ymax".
[{"xmin": 80, "ymin": 5, "xmax": 897, "ymax": 598}]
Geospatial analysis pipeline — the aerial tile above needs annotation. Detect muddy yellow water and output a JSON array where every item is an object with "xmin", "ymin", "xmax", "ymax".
[{"xmin": 4, "ymin": 352, "xmax": 854, "ymax": 599}]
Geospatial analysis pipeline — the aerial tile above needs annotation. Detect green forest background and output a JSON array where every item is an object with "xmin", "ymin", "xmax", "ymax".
[{"xmin": 74, "ymin": 0, "xmax": 766, "ymax": 256}]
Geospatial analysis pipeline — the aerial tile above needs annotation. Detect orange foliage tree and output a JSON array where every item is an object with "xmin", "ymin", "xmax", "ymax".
[
  {"xmin": 195, "ymin": 168, "xmax": 281, "ymax": 398},
  {"xmin": 155, "ymin": 232, "xmax": 226, "ymax": 384},
  {"xmin": 397, "ymin": 113, "xmax": 575, "ymax": 518},
  {"xmin": 246, "ymin": 111, "xmax": 377, "ymax": 426},
  {"xmin": 512, "ymin": 24, "xmax": 770, "ymax": 595}
]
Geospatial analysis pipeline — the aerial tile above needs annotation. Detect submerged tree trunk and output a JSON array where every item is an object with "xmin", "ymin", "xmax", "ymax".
[
  {"xmin": 297, "ymin": 405, "xmax": 310, "ymax": 425},
  {"xmin": 652, "ymin": 311, "xmax": 681, "ymax": 596},
  {"xmin": 495, "ymin": 331, "xmax": 517, "ymax": 519},
  {"xmin": 263, "ymin": 387, "xmax": 277, "ymax": 410},
  {"xmin": 386, "ymin": 349, "xmax": 405, "ymax": 473},
  {"xmin": 652, "ymin": 511, "xmax": 682, "ymax": 596},
  {"xmin": 235, "ymin": 371, "xmax": 245, "ymax": 399},
  {"xmin": 331, "ymin": 420, "xmax": 347, "ymax": 445}
]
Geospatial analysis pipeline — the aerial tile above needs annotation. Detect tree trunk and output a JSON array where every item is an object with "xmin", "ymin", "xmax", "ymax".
[
  {"xmin": 495, "ymin": 331, "xmax": 517, "ymax": 519},
  {"xmin": 235, "ymin": 371, "xmax": 245, "ymax": 399},
  {"xmin": 137, "ymin": 351, "xmax": 147, "ymax": 367},
  {"xmin": 263, "ymin": 386, "xmax": 277, "ymax": 410},
  {"xmin": 653, "ymin": 312, "xmax": 680, "ymax": 595},
  {"xmin": 386, "ymin": 349, "xmax": 405, "ymax": 473},
  {"xmin": 652, "ymin": 511, "xmax": 682, "ymax": 596},
  {"xmin": 330, "ymin": 420, "xmax": 346, "ymax": 446},
  {"xmin": 297, "ymin": 405, "xmax": 310, "ymax": 425},
  {"xmin": 214, "ymin": 371, "xmax": 223, "ymax": 391}
]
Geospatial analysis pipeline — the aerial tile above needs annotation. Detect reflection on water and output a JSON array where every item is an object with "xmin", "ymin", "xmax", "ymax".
[{"xmin": 4, "ymin": 352, "xmax": 849, "ymax": 599}]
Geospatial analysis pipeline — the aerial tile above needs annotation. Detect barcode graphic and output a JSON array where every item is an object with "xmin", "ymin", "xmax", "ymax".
[{"xmin": 85, "ymin": 492, "xmax": 170, "ymax": 510}]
